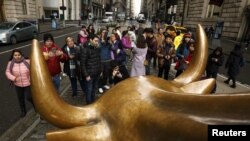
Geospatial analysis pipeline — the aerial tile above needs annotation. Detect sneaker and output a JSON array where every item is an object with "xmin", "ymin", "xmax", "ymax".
[
  {"xmin": 98, "ymin": 88, "xmax": 104, "ymax": 94},
  {"xmin": 103, "ymin": 85, "xmax": 110, "ymax": 90}
]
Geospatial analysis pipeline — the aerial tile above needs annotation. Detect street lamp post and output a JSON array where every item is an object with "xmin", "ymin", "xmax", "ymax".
[
  {"xmin": 62, "ymin": 0, "xmax": 65, "ymax": 27},
  {"xmin": 102, "ymin": 4, "xmax": 105, "ymax": 18},
  {"xmin": 181, "ymin": 0, "xmax": 186, "ymax": 26}
]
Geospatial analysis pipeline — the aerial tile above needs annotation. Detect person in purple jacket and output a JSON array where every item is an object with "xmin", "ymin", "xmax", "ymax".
[
  {"xmin": 110, "ymin": 33, "xmax": 129, "ymax": 78},
  {"xmin": 121, "ymin": 30, "xmax": 132, "ymax": 65}
]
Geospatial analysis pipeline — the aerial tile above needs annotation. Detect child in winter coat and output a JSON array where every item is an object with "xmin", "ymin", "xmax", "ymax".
[{"xmin": 5, "ymin": 49, "xmax": 34, "ymax": 117}]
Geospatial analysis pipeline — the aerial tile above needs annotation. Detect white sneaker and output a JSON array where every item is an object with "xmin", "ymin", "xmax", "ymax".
[
  {"xmin": 98, "ymin": 88, "xmax": 104, "ymax": 94},
  {"xmin": 104, "ymin": 85, "xmax": 110, "ymax": 90}
]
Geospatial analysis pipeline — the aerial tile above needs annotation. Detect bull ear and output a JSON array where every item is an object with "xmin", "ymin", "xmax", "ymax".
[
  {"xmin": 173, "ymin": 24, "xmax": 208, "ymax": 87},
  {"xmin": 30, "ymin": 39, "xmax": 98, "ymax": 129},
  {"xmin": 180, "ymin": 78, "xmax": 215, "ymax": 94}
]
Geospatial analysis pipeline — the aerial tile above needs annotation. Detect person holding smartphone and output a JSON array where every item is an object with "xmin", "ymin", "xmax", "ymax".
[
  {"xmin": 110, "ymin": 60, "xmax": 129, "ymax": 85},
  {"xmin": 41, "ymin": 33, "xmax": 67, "ymax": 91}
]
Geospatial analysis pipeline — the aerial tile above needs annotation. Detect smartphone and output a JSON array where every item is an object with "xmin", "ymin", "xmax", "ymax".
[{"xmin": 51, "ymin": 48, "xmax": 57, "ymax": 53}]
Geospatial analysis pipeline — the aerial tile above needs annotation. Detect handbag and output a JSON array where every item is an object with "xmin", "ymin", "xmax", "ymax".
[{"xmin": 144, "ymin": 60, "xmax": 148, "ymax": 66}]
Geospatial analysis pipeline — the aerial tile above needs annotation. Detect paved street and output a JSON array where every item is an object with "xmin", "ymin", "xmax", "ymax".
[
  {"xmin": 0, "ymin": 24, "xmax": 81, "ymax": 137},
  {"xmin": 0, "ymin": 20, "xmax": 249, "ymax": 141}
]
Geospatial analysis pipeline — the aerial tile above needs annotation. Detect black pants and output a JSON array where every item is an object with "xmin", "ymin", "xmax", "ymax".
[
  {"xmin": 175, "ymin": 69, "xmax": 184, "ymax": 77},
  {"xmin": 15, "ymin": 86, "xmax": 34, "ymax": 112},
  {"xmin": 99, "ymin": 61, "xmax": 112, "ymax": 88},
  {"xmin": 158, "ymin": 64, "xmax": 171, "ymax": 80},
  {"xmin": 206, "ymin": 72, "xmax": 218, "ymax": 93},
  {"xmin": 69, "ymin": 77, "xmax": 85, "ymax": 96}
]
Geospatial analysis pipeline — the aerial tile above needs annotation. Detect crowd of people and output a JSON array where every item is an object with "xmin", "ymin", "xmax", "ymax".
[{"xmin": 5, "ymin": 22, "xmax": 245, "ymax": 118}]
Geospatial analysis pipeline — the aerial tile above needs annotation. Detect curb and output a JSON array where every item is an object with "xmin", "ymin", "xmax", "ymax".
[
  {"xmin": 38, "ymin": 25, "xmax": 76, "ymax": 34},
  {"xmin": 0, "ymin": 77, "xmax": 71, "ymax": 141}
]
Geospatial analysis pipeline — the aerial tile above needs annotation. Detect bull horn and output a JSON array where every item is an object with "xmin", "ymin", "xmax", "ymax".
[
  {"xmin": 173, "ymin": 24, "xmax": 208, "ymax": 86},
  {"xmin": 30, "ymin": 39, "xmax": 98, "ymax": 128}
]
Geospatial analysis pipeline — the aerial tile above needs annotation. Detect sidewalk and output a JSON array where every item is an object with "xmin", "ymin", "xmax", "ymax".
[
  {"xmin": 208, "ymin": 37, "xmax": 250, "ymax": 63},
  {"xmin": 37, "ymin": 20, "xmax": 84, "ymax": 34},
  {"xmin": 0, "ymin": 75, "xmax": 71, "ymax": 141}
]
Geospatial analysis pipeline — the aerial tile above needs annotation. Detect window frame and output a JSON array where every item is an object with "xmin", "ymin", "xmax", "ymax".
[{"xmin": 21, "ymin": 0, "xmax": 28, "ymax": 15}]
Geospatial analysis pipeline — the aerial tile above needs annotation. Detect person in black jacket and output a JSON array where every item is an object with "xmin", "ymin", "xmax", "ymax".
[
  {"xmin": 206, "ymin": 47, "xmax": 224, "ymax": 93},
  {"xmin": 80, "ymin": 34, "xmax": 101, "ymax": 104},
  {"xmin": 110, "ymin": 60, "xmax": 129, "ymax": 85},
  {"xmin": 224, "ymin": 44, "xmax": 245, "ymax": 88},
  {"xmin": 62, "ymin": 36, "xmax": 85, "ymax": 97}
]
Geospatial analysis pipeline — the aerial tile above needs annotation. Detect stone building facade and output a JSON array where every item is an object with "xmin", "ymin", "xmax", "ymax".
[
  {"xmin": 112, "ymin": 0, "xmax": 126, "ymax": 13},
  {"xmin": 0, "ymin": 0, "xmax": 42, "ymax": 22},
  {"xmin": 140, "ymin": 0, "xmax": 148, "ymax": 18},
  {"xmin": 175, "ymin": 0, "xmax": 250, "ymax": 41}
]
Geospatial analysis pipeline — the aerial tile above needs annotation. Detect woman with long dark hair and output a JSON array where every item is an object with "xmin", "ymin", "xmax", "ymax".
[{"xmin": 5, "ymin": 49, "xmax": 34, "ymax": 117}]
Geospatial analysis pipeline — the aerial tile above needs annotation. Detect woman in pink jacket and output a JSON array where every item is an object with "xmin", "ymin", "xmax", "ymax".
[{"xmin": 5, "ymin": 49, "xmax": 34, "ymax": 118}]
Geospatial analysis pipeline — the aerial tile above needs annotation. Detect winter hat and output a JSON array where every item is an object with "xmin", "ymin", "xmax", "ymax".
[
  {"xmin": 43, "ymin": 33, "xmax": 54, "ymax": 42},
  {"xmin": 183, "ymin": 33, "xmax": 191, "ymax": 38}
]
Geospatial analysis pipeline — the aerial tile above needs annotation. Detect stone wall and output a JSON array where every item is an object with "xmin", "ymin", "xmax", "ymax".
[
  {"xmin": 3, "ymin": 0, "xmax": 38, "ymax": 22},
  {"xmin": 176, "ymin": 0, "xmax": 246, "ymax": 40}
]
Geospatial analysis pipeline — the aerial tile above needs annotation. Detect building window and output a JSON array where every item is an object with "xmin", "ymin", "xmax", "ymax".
[
  {"xmin": 206, "ymin": 4, "xmax": 221, "ymax": 18},
  {"xmin": 21, "ymin": 0, "xmax": 27, "ymax": 15}
]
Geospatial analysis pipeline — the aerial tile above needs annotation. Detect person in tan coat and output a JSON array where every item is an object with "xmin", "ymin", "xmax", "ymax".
[{"xmin": 156, "ymin": 35, "xmax": 176, "ymax": 80}]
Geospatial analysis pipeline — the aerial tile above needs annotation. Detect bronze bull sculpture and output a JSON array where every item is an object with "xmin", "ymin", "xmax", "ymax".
[{"xmin": 30, "ymin": 24, "xmax": 250, "ymax": 141}]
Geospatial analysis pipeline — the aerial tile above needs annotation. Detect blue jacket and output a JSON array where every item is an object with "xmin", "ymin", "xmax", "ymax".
[{"xmin": 99, "ymin": 40, "xmax": 112, "ymax": 61}]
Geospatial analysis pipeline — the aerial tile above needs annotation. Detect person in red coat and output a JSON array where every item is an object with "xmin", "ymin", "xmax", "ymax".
[{"xmin": 41, "ymin": 33, "xmax": 67, "ymax": 91}]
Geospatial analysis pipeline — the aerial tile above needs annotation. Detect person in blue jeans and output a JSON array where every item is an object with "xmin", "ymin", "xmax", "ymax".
[
  {"xmin": 41, "ymin": 33, "xmax": 67, "ymax": 91},
  {"xmin": 80, "ymin": 34, "xmax": 101, "ymax": 104}
]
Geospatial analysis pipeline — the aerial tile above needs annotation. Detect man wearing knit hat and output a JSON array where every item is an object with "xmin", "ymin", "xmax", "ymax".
[{"xmin": 41, "ymin": 33, "xmax": 67, "ymax": 91}]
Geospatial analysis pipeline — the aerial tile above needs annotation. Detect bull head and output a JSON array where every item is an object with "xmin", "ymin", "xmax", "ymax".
[{"xmin": 30, "ymin": 24, "xmax": 250, "ymax": 141}]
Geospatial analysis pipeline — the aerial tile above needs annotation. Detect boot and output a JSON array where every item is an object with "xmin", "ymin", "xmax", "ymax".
[
  {"xmin": 230, "ymin": 84, "xmax": 236, "ymax": 88},
  {"xmin": 20, "ymin": 103, "xmax": 27, "ymax": 118},
  {"xmin": 224, "ymin": 79, "xmax": 229, "ymax": 84}
]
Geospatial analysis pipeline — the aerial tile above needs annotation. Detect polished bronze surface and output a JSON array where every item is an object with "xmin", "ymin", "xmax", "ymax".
[{"xmin": 30, "ymin": 24, "xmax": 250, "ymax": 141}]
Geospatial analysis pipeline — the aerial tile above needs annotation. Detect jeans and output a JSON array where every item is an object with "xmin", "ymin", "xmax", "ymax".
[
  {"xmin": 84, "ymin": 75, "xmax": 99, "ymax": 104},
  {"xmin": 99, "ymin": 61, "xmax": 112, "ymax": 88},
  {"xmin": 52, "ymin": 74, "xmax": 61, "ymax": 91},
  {"xmin": 69, "ymin": 77, "xmax": 85, "ymax": 96},
  {"xmin": 206, "ymin": 72, "xmax": 218, "ymax": 93}
]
